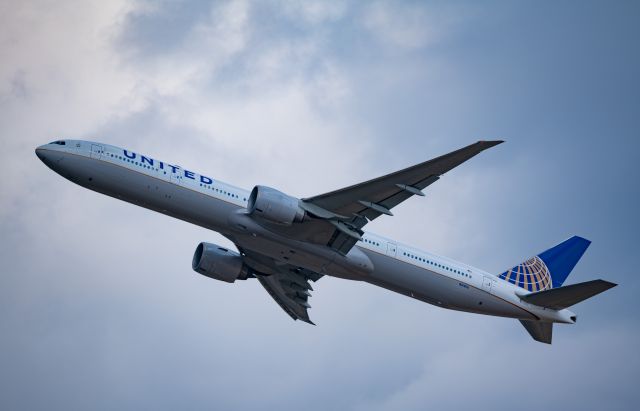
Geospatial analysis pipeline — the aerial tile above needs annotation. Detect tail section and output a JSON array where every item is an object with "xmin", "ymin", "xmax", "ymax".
[
  {"xmin": 499, "ymin": 236, "xmax": 591, "ymax": 291},
  {"xmin": 518, "ymin": 279, "xmax": 616, "ymax": 343},
  {"xmin": 505, "ymin": 237, "xmax": 618, "ymax": 344}
]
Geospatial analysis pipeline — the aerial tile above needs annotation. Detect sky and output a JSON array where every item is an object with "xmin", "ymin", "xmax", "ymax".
[{"xmin": 1, "ymin": 0, "xmax": 639, "ymax": 409}]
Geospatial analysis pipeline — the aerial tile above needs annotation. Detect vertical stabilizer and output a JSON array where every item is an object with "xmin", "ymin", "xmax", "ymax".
[
  {"xmin": 538, "ymin": 236, "xmax": 591, "ymax": 288},
  {"xmin": 520, "ymin": 320, "xmax": 553, "ymax": 344},
  {"xmin": 499, "ymin": 236, "xmax": 591, "ymax": 291}
]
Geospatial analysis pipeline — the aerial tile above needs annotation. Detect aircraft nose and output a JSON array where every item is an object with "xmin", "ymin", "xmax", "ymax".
[
  {"xmin": 35, "ymin": 144, "xmax": 64, "ymax": 168},
  {"xmin": 35, "ymin": 145, "xmax": 47, "ymax": 161}
]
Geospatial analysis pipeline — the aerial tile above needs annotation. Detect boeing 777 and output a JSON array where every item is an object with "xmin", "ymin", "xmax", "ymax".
[{"xmin": 35, "ymin": 140, "xmax": 616, "ymax": 344}]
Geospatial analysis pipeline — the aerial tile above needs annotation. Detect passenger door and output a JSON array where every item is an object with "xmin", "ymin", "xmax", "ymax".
[
  {"xmin": 90, "ymin": 144, "xmax": 103, "ymax": 159},
  {"xmin": 386, "ymin": 242, "xmax": 397, "ymax": 257},
  {"xmin": 482, "ymin": 276, "xmax": 493, "ymax": 293}
]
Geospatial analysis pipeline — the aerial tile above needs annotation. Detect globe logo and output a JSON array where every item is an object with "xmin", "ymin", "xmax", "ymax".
[{"xmin": 499, "ymin": 256, "xmax": 552, "ymax": 291}]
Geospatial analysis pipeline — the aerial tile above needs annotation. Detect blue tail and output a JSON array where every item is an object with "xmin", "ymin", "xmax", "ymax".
[{"xmin": 499, "ymin": 236, "xmax": 591, "ymax": 291}]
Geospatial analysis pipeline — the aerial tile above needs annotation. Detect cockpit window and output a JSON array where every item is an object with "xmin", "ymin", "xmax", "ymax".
[{"xmin": 50, "ymin": 140, "xmax": 66, "ymax": 145}]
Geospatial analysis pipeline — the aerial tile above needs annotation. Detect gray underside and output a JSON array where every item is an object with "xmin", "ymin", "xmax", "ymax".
[{"xmin": 361, "ymin": 250, "xmax": 535, "ymax": 319}]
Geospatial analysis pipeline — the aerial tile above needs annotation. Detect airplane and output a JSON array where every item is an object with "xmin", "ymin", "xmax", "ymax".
[{"xmin": 35, "ymin": 139, "xmax": 616, "ymax": 344}]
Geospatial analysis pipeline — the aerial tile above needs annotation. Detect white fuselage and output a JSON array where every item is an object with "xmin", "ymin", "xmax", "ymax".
[{"xmin": 35, "ymin": 140, "xmax": 576, "ymax": 324}]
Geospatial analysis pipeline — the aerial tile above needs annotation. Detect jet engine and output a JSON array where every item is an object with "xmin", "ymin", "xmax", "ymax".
[
  {"xmin": 192, "ymin": 242, "xmax": 249, "ymax": 283},
  {"xmin": 247, "ymin": 185, "xmax": 305, "ymax": 225}
]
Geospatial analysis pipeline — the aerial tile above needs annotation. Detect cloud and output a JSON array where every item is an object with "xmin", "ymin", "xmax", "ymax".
[
  {"xmin": 0, "ymin": 0, "xmax": 138, "ymax": 221},
  {"xmin": 278, "ymin": 0, "xmax": 347, "ymax": 25},
  {"xmin": 360, "ymin": 1, "xmax": 466, "ymax": 51},
  {"xmin": 1, "ymin": 0, "xmax": 639, "ymax": 410},
  {"xmin": 125, "ymin": 0, "xmax": 251, "ymax": 96}
]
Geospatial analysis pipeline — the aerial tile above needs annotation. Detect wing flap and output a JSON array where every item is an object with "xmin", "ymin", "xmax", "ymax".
[
  {"xmin": 256, "ymin": 274, "xmax": 316, "ymax": 324},
  {"xmin": 241, "ymin": 249, "xmax": 322, "ymax": 324}
]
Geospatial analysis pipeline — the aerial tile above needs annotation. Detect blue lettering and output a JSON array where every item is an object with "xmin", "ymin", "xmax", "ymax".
[
  {"xmin": 123, "ymin": 150, "xmax": 136, "ymax": 159},
  {"xmin": 200, "ymin": 175, "xmax": 213, "ymax": 184},
  {"xmin": 159, "ymin": 161, "xmax": 164, "ymax": 169},
  {"xmin": 184, "ymin": 170, "xmax": 195, "ymax": 179},
  {"xmin": 168, "ymin": 164, "xmax": 179, "ymax": 173},
  {"xmin": 141, "ymin": 155, "xmax": 154, "ymax": 166}
]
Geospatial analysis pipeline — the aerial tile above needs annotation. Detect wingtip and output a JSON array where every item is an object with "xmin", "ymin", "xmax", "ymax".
[
  {"xmin": 600, "ymin": 279, "xmax": 618, "ymax": 289},
  {"xmin": 479, "ymin": 139, "xmax": 504, "ymax": 147},
  {"xmin": 297, "ymin": 316, "xmax": 316, "ymax": 326}
]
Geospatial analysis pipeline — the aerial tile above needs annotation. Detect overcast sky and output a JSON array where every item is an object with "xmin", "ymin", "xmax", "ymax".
[{"xmin": 1, "ymin": 1, "xmax": 639, "ymax": 410}]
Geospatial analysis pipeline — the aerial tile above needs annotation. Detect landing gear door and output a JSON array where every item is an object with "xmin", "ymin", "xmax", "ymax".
[{"xmin": 386, "ymin": 242, "xmax": 397, "ymax": 257}]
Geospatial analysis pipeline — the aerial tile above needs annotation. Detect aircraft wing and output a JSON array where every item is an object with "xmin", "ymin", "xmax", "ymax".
[
  {"xmin": 240, "ymin": 248, "xmax": 323, "ymax": 324},
  {"xmin": 302, "ymin": 140, "xmax": 503, "ymax": 254}
]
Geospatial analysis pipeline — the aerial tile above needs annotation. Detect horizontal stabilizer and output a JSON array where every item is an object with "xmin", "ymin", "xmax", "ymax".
[
  {"xmin": 519, "ymin": 279, "xmax": 617, "ymax": 310},
  {"xmin": 520, "ymin": 320, "xmax": 553, "ymax": 344}
]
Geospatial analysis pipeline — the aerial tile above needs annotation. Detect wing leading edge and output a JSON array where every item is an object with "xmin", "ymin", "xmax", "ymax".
[{"xmin": 303, "ymin": 140, "xmax": 503, "ymax": 254}]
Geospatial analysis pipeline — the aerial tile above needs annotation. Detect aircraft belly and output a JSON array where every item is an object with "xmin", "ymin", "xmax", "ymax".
[
  {"xmin": 360, "ymin": 249, "xmax": 535, "ymax": 319},
  {"xmin": 229, "ymin": 232, "xmax": 334, "ymax": 274},
  {"xmin": 57, "ymin": 153, "xmax": 237, "ymax": 233}
]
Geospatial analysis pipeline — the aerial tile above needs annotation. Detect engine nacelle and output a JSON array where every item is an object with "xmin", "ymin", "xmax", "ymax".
[
  {"xmin": 247, "ymin": 185, "xmax": 305, "ymax": 225},
  {"xmin": 192, "ymin": 242, "xmax": 247, "ymax": 283}
]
